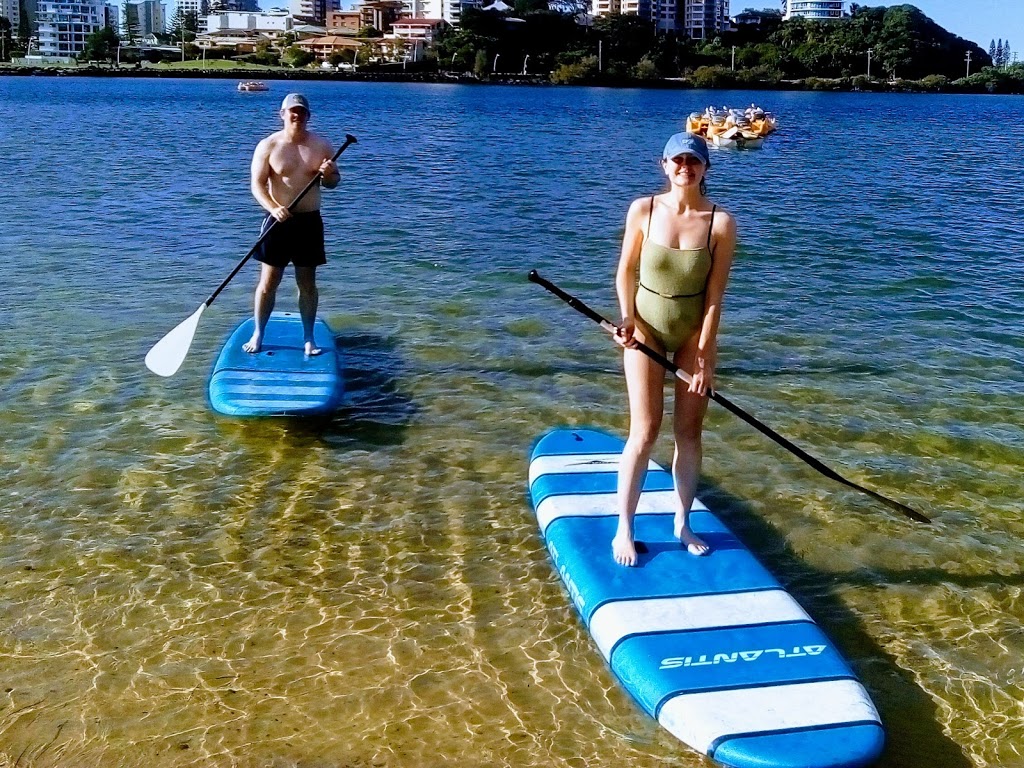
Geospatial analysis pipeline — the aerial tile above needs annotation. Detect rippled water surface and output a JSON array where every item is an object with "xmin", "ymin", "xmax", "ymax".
[{"xmin": 1, "ymin": 77, "xmax": 1023, "ymax": 767}]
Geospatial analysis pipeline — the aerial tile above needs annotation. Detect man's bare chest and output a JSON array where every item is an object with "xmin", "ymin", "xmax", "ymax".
[{"xmin": 268, "ymin": 144, "xmax": 320, "ymax": 180}]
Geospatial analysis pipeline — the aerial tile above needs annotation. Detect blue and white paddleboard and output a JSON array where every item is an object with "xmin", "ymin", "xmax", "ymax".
[
  {"xmin": 208, "ymin": 311, "xmax": 344, "ymax": 417},
  {"xmin": 528, "ymin": 428, "xmax": 884, "ymax": 768}
]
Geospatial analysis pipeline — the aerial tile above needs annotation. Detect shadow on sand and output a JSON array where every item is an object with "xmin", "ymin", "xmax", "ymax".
[
  {"xmin": 698, "ymin": 477, "xmax": 972, "ymax": 768},
  {"xmin": 321, "ymin": 331, "xmax": 418, "ymax": 446}
]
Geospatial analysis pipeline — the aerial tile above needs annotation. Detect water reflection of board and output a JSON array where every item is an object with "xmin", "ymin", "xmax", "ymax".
[
  {"xmin": 528, "ymin": 427, "xmax": 884, "ymax": 768},
  {"xmin": 208, "ymin": 312, "xmax": 343, "ymax": 417}
]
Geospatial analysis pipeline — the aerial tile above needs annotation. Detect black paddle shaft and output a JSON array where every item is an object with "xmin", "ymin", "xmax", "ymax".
[
  {"xmin": 527, "ymin": 269, "xmax": 931, "ymax": 524},
  {"xmin": 205, "ymin": 133, "xmax": 358, "ymax": 307}
]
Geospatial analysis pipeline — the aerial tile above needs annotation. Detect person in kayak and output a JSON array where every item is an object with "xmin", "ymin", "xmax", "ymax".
[
  {"xmin": 243, "ymin": 93, "xmax": 340, "ymax": 356},
  {"xmin": 612, "ymin": 132, "xmax": 737, "ymax": 567}
]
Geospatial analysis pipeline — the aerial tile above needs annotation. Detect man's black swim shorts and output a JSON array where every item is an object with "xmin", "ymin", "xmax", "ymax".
[{"xmin": 254, "ymin": 211, "xmax": 326, "ymax": 268}]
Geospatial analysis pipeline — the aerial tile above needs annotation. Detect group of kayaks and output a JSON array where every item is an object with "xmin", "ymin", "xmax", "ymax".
[{"xmin": 687, "ymin": 104, "xmax": 778, "ymax": 149}]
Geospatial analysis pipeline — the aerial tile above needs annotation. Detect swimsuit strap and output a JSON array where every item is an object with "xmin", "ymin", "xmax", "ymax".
[
  {"xmin": 646, "ymin": 195, "xmax": 655, "ymax": 241},
  {"xmin": 706, "ymin": 205, "xmax": 717, "ymax": 254}
]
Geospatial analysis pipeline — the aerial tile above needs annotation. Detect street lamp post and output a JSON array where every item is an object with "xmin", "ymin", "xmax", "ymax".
[
  {"xmin": 522, "ymin": 53, "xmax": 528, "ymax": 75},
  {"xmin": 731, "ymin": 45, "xmax": 736, "ymax": 71},
  {"xmin": 965, "ymin": 50, "xmax": 971, "ymax": 77},
  {"xmin": 492, "ymin": 52, "xmax": 499, "ymax": 73},
  {"xmin": 866, "ymin": 48, "xmax": 872, "ymax": 78}
]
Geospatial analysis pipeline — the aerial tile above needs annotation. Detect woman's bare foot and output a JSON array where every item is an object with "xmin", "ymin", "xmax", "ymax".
[
  {"xmin": 304, "ymin": 341, "xmax": 322, "ymax": 356},
  {"xmin": 674, "ymin": 518, "xmax": 710, "ymax": 556},
  {"xmin": 612, "ymin": 522, "xmax": 638, "ymax": 567},
  {"xmin": 242, "ymin": 334, "xmax": 262, "ymax": 353}
]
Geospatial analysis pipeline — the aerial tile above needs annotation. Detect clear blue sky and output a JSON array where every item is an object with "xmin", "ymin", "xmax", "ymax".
[{"xmin": 898, "ymin": 0, "xmax": 1023, "ymax": 50}]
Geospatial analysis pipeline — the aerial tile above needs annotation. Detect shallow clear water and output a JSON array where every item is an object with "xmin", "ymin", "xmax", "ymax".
[{"xmin": 1, "ymin": 77, "xmax": 1023, "ymax": 767}]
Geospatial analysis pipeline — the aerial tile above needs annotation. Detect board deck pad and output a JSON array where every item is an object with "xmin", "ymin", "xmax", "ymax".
[
  {"xmin": 528, "ymin": 428, "xmax": 884, "ymax": 768},
  {"xmin": 208, "ymin": 312, "xmax": 344, "ymax": 417}
]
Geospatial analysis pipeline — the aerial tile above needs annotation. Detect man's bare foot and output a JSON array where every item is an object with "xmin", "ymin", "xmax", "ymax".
[
  {"xmin": 674, "ymin": 518, "xmax": 710, "ymax": 556},
  {"xmin": 612, "ymin": 531, "xmax": 638, "ymax": 567},
  {"xmin": 304, "ymin": 341, "xmax": 323, "ymax": 357},
  {"xmin": 242, "ymin": 334, "xmax": 262, "ymax": 353}
]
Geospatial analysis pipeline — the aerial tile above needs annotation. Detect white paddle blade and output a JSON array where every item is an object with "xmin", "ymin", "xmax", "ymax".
[{"xmin": 145, "ymin": 305, "xmax": 206, "ymax": 377}]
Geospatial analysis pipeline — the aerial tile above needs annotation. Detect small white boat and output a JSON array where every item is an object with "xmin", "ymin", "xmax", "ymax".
[{"xmin": 237, "ymin": 81, "xmax": 269, "ymax": 92}]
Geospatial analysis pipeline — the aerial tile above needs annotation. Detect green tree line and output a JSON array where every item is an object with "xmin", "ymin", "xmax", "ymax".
[
  {"xmin": 432, "ymin": 3, "xmax": 1007, "ymax": 88},
  {"xmin": 11, "ymin": 0, "xmax": 1021, "ymax": 93}
]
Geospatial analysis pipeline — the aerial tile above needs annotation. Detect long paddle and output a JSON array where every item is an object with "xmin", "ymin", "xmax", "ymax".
[
  {"xmin": 144, "ymin": 133, "xmax": 358, "ymax": 377},
  {"xmin": 527, "ymin": 270, "xmax": 931, "ymax": 525}
]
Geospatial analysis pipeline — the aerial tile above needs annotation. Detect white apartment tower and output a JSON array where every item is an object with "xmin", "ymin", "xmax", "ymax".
[
  {"xmin": 1, "ymin": 0, "xmax": 19, "ymax": 32},
  {"xmin": 175, "ymin": 0, "xmax": 209, "ymax": 31},
  {"xmin": 131, "ymin": 0, "xmax": 165, "ymax": 34},
  {"xmin": 175, "ymin": 0, "xmax": 202, "ymax": 19},
  {"xmin": 682, "ymin": 0, "xmax": 728, "ymax": 40},
  {"xmin": 591, "ymin": 0, "xmax": 728, "ymax": 38},
  {"xmin": 782, "ymin": 0, "xmax": 844, "ymax": 21},
  {"xmin": 35, "ymin": 0, "xmax": 106, "ymax": 56},
  {"xmin": 414, "ymin": 0, "xmax": 479, "ymax": 26},
  {"xmin": 591, "ymin": 0, "xmax": 646, "ymax": 22}
]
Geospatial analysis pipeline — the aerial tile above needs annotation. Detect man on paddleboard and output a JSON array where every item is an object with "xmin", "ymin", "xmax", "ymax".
[{"xmin": 244, "ymin": 93, "xmax": 340, "ymax": 356}]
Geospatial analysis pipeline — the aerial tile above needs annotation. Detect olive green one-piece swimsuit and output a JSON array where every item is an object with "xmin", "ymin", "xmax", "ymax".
[{"xmin": 634, "ymin": 198, "xmax": 716, "ymax": 353}]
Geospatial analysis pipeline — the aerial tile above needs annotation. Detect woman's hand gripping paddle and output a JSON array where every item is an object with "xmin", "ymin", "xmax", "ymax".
[
  {"xmin": 527, "ymin": 270, "xmax": 931, "ymax": 524},
  {"xmin": 144, "ymin": 134, "xmax": 358, "ymax": 377}
]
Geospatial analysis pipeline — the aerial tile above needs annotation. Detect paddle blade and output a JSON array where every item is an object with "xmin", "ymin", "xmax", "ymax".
[{"xmin": 145, "ymin": 305, "xmax": 206, "ymax": 377}]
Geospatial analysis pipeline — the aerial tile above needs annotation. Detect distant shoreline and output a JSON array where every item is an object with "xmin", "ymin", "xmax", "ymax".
[{"xmin": 1, "ymin": 63, "xmax": 1020, "ymax": 94}]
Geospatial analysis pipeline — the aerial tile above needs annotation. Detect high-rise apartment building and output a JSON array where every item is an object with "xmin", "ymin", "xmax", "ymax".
[
  {"xmin": 590, "ymin": 0, "xmax": 728, "ymax": 38},
  {"xmin": 175, "ymin": 0, "xmax": 207, "ymax": 21},
  {"xmin": 1, "ymin": 0, "xmax": 19, "ymax": 32},
  {"xmin": 682, "ymin": 0, "xmax": 728, "ymax": 39},
  {"xmin": 36, "ymin": 0, "xmax": 106, "ymax": 56},
  {"xmin": 364, "ymin": 0, "xmax": 476, "ymax": 27},
  {"xmin": 206, "ymin": 9, "xmax": 290, "ymax": 31},
  {"xmin": 782, "ymin": 0, "xmax": 844, "ymax": 21},
  {"xmin": 130, "ymin": 0, "xmax": 165, "ymax": 34},
  {"xmin": 289, "ymin": 0, "xmax": 325, "ymax": 22}
]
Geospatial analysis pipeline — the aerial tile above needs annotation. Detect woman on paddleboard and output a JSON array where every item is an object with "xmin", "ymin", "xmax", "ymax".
[{"xmin": 612, "ymin": 132, "xmax": 737, "ymax": 567}]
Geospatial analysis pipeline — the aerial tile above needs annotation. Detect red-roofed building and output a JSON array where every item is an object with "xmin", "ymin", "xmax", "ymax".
[{"xmin": 296, "ymin": 33, "xmax": 366, "ymax": 60}]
